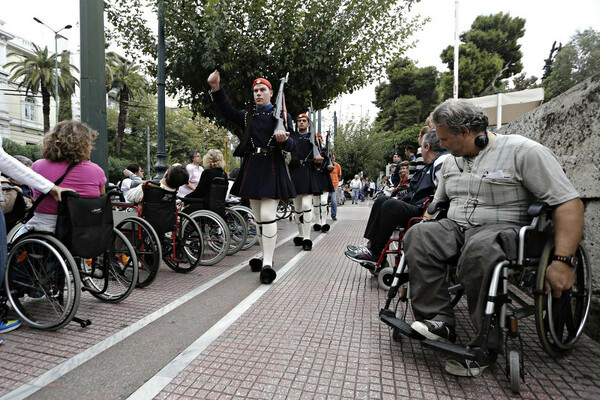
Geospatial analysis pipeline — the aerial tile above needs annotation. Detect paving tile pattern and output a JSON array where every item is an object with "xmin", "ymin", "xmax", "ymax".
[
  {"xmin": 157, "ymin": 206, "xmax": 600, "ymax": 400},
  {"xmin": 0, "ymin": 221, "xmax": 298, "ymax": 396}
]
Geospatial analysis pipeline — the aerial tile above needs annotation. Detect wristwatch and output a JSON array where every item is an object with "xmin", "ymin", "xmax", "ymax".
[{"xmin": 551, "ymin": 254, "xmax": 579, "ymax": 269}]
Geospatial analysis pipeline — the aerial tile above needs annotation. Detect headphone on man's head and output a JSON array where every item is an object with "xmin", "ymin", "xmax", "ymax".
[{"xmin": 474, "ymin": 133, "xmax": 489, "ymax": 149}]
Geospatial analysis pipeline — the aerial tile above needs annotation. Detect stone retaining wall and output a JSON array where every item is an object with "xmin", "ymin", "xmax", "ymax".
[{"xmin": 501, "ymin": 74, "xmax": 600, "ymax": 339}]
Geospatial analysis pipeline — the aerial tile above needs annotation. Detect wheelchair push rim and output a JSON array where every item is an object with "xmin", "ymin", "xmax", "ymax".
[
  {"xmin": 534, "ymin": 240, "xmax": 591, "ymax": 356},
  {"xmin": 5, "ymin": 233, "xmax": 81, "ymax": 330}
]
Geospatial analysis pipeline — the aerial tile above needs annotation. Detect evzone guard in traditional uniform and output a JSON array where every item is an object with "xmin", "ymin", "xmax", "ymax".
[
  {"xmin": 207, "ymin": 70, "xmax": 296, "ymax": 284},
  {"xmin": 312, "ymin": 134, "xmax": 335, "ymax": 232},
  {"xmin": 289, "ymin": 113, "xmax": 323, "ymax": 251}
]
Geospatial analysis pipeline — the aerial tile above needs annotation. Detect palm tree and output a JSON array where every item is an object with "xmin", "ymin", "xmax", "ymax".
[
  {"xmin": 109, "ymin": 58, "xmax": 147, "ymax": 155},
  {"xmin": 6, "ymin": 43, "xmax": 79, "ymax": 132}
]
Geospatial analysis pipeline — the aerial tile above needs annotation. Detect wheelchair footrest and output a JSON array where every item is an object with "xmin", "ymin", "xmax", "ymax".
[
  {"xmin": 379, "ymin": 309, "xmax": 426, "ymax": 340},
  {"xmin": 422, "ymin": 339, "xmax": 477, "ymax": 361},
  {"xmin": 72, "ymin": 317, "xmax": 92, "ymax": 328}
]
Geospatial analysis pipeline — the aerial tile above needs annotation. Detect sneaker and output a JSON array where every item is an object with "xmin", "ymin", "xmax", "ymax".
[
  {"xmin": 332, "ymin": 216, "xmax": 337, "ymax": 221},
  {"xmin": 445, "ymin": 357, "xmax": 493, "ymax": 377},
  {"xmin": 0, "ymin": 319, "xmax": 22, "ymax": 334},
  {"xmin": 411, "ymin": 320, "xmax": 456, "ymax": 343},
  {"xmin": 344, "ymin": 247, "xmax": 378, "ymax": 264}
]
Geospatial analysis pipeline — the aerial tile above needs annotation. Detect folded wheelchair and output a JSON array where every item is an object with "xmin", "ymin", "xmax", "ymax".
[
  {"xmin": 1, "ymin": 190, "xmax": 139, "ymax": 331},
  {"xmin": 379, "ymin": 202, "xmax": 591, "ymax": 394}
]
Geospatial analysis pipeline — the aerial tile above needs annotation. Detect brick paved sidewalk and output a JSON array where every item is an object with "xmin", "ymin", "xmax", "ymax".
[
  {"xmin": 2, "ymin": 202, "xmax": 600, "ymax": 399},
  {"xmin": 155, "ymin": 205, "xmax": 600, "ymax": 400}
]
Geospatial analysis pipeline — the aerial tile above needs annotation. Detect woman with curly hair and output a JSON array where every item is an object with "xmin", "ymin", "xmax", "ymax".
[
  {"xmin": 186, "ymin": 149, "xmax": 227, "ymax": 206},
  {"xmin": 24, "ymin": 120, "xmax": 107, "ymax": 233}
]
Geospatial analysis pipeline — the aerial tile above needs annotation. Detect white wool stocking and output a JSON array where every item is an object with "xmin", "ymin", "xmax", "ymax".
[
  {"xmin": 294, "ymin": 195, "xmax": 314, "ymax": 239},
  {"xmin": 313, "ymin": 192, "xmax": 329, "ymax": 226},
  {"xmin": 250, "ymin": 198, "xmax": 278, "ymax": 267}
]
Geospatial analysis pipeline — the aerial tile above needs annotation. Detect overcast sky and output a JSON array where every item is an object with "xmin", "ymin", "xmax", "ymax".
[{"xmin": 2, "ymin": 0, "xmax": 598, "ymax": 131}]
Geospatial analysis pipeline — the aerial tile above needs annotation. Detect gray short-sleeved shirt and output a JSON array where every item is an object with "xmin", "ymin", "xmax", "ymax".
[{"xmin": 434, "ymin": 134, "xmax": 579, "ymax": 227}]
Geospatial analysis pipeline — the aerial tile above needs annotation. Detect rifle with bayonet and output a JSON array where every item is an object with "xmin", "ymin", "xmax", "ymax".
[
  {"xmin": 272, "ymin": 72, "xmax": 289, "ymax": 135},
  {"xmin": 308, "ymin": 103, "xmax": 321, "ymax": 159},
  {"xmin": 325, "ymin": 131, "xmax": 334, "ymax": 168}
]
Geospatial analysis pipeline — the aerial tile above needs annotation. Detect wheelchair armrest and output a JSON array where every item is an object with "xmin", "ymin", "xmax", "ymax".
[
  {"xmin": 427, "ymin": 200, "xmax": 449, "ymax": 216},
  {"xmin": 527, "ymin": 202, "xmax": 550, "ymax": 217},
  {"xmin": 62, "ymin": 191, "xmax": 80, "ymax": 200}
]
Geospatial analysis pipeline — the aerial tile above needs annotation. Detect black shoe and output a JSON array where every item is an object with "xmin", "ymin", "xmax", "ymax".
[
  {"xmin": 445, "ymin": 349, "xmax": 497, "ymax": 377},
  {"xmin": 260, "ymin": 266, "xmax": 277, "ymax": 284},
  {"xmin": 313, "ymin": 224, "xmax": 321, "ymax": 231},
  {"xmin": 321, "ymin": 224, "xmax": 330, "ymax": 233},
  {"xmin": 344, "ymin": 247, "xmax": 378, "ymax": 264},
  {"xmin": 293, "ymin": 236, "xmax": 303, "ymax": 246},
  {"xmin": 411, "ymin": 320, "xmax": 456, "ymax": 343},
  {"xmin": 249, "ymin": 258, "xmax": 263, "ymax": 272},
  {"xmin": 302, "ymin": 239, "xmax": 312, "ymax": 251},
  {"xmin": 331, "ymin": 216, "xmax": 337, "ymax": 221}
]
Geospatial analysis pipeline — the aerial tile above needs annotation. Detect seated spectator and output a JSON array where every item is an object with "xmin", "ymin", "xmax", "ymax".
[
  {"xmin": 345, "ymin": 129, "xmax": 448, "ymax": 264},
  {"xmin": 178, "ymin": 150, "xmax": 204, "ymax": 198},
  {"xmin": 125, "ymin": 164, "xmax": 189, "ymax": 203},
  {"xmin": 1, "ymin": 155, "xmax": 35, "ymax": 230},
  {"xmin": 406, "ymin": 99, "xmax": 583, "ymax": 377},
  {"xmin": 186, "ymin": 149, "xmax": 228, "ymax": 205},
  {"xmin": 119, "ymin": 163, "xmax": 144, "ymax": 199},
  {"xmin": 24, "ymin": 121, "xmax": 106, "ymax": 234},
  {"xmin": 0, "ymin": 135, "xmax": 72, "ymax": 342}
]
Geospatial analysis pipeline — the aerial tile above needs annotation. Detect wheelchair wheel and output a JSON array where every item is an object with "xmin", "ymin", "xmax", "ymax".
[
  {"xmin": 534, "ymin": 240, "xmax": 591, "ymax": 357},
  {"xmin": 116, "ymin": 217, "xmax": 162, "ymax": 288},
  {"xmin": 81, "ymin": 229, "xmax": 139, "ymax": 303},
  {"xmin": 6, "ymin": 222, "xmax": 24, "ymax": 244},
  {"xmin": 276, "ymin": 200, "xmax": 291, "ymax": 221},
  {"xmin": 230, "ymin": 205, "xmax": 258, "ymax": 250},
  {"xmin": 163, "ymin": 213, "xmax": 203, "ymax": 273},
  {"xmin": 509, "ymin": 350, "xmax": 521, "ymax": 394},
  {"xmin": 224, "ymin": 208, "xmax": 248, "ymax": 256},
  {"xmin": 378, "ymin": 267, "xmax": 394, "ymax": 291},
  {"xmin": 5, "ymin": 233, "xmax": 81, "ymax": 330},
  {"xmin": 187, "ymin": 210, "xmax": 230, "ymax": 266}
]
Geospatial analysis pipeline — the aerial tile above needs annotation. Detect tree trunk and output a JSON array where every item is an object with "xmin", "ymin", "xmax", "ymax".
[
  {"xmin": 116, "ymin": 90, "xmax": 129, "ymax": 155},
  {"xmin": 479, "ymin": 61, "xmax": 511, "ymax": 97},
  {"xmin": 41, "ymin": 85, "xmax": 51, "ymax": 133}
]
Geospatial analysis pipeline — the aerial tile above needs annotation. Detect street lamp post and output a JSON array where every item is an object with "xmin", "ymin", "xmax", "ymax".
[{"xmin": 33, "ymin": 17, "xmax": 72, "ymax": 124}]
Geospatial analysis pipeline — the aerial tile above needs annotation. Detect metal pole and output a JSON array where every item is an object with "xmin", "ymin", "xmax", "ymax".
[
  {"xmin": 146, "ymin": 126, "xmax": 151, "ymax": 176},
  {"xmin": 155, "ymin": 0, "xmax": 168, "ymax": 179},
  {"xmin": 333, "ymin": 111, "xmax": 337, "ymax": 139},
  {"xmin": 453, "ymin": 0, "xmax": 459, "ymax": 99},
  {"xmin": 317, "ymin": 110, "xmax": 321, "ymax": 134},
  {"xmin": 54, "ymin": 34, "xmax": 59, "ymax": 123},
  {"xmin": 80, "ymin": 0, "xmax": 109, "ymax": 177}
]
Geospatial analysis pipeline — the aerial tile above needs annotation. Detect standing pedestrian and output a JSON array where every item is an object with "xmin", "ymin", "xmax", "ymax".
[
  {"xmin": 350, "ymin": 175, "xmax": 361, "ymax": 204},
  {"xmin": 329, "ymin": 153, "xmax": 342, "ymax": 220}
]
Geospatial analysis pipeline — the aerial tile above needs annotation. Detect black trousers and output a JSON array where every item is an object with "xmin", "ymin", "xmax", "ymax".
[{"xmin": 364, "ymin": 196, "xmax": 421, "ymax": 256}]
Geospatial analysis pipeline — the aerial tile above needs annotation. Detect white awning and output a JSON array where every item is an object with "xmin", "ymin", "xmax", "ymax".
[{"xmin": 463, "ymin": 88, "xmax": 545, "ymax": 129}]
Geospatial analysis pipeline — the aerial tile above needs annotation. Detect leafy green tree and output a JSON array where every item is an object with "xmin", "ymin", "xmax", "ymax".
[
  {"xmin": 511, "ymin": 73, "xmax": 538, "ymax": 91},
  {"xmin": 106, "ymin": 94, "xmax": 232, "ymax": 176},
  {"xmin": 542, "ymin": 41, "xmax": 562, "ymax": 81},
  {"xmin": 439, "ymin": 12, "xmax": 525, "ymax": 98},
  {"xmin": 6, "ymin": 44, "xmax": 79, "ymax": 132},
  {"xmin": 543, "ymin": 29, "xmax": 600, "ymax": 100},
  {"xmin": 105, "ymin": 0, "xmax": 424, "ymax": 116},
  {"xmin": 373, "ymin": 58, "xmax": 439, "ymax": 132},
  {"xmin": 108, "ymin": 59, "xmax": 148, "ymax": 155}
]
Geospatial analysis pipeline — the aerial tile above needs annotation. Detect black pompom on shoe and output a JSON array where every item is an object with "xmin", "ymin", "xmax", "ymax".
[
  {"xmin": 313, "ymin": 224, "xmax": 322, "ymax": 231},
  {"xmin": 302, "ymin": 239, "xmax": 313, "ymax": 251},
  {"xmin": 249, "ymin": 258, "xmax": 263, "ymax": 272},
  {"xmin": 260, "ymin": 266, "xmax": 277, "ymax": 284},
  {"xmin": 321, "ymin": 224, "xmax": 330, "ymax": 233},
  {"xmin": 293, "ymin": 236, "xmax": 304, "ymax": 246}
]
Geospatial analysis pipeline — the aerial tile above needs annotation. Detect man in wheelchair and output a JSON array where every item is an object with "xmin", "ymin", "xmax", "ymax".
[
  {"xmin": 404, "ymin": 99, "xmax": 583, "ymax": 377},
  {"xmin": 344, "ymin": 130, "xmax": 448, "ymax": 266}
]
